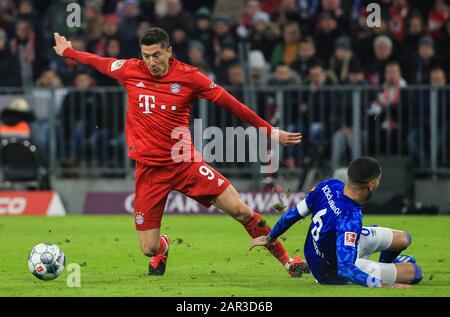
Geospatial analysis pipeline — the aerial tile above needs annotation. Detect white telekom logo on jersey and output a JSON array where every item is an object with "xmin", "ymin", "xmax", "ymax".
[{"xmin": 138, "ymin": 95, "xmax": 177, "ymax": 114}]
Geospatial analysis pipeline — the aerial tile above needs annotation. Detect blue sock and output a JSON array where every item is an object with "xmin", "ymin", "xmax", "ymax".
[
  {"xmin": 411, "ymin": 264, "xmax": 423, "ymax": 284},
  {"xmin": 379, "ymin": 250, "xmax": 401, "ymax": 263},
  {"xmin": 379, "ymin": 232, "xmax": 412, "ymax": 263}
]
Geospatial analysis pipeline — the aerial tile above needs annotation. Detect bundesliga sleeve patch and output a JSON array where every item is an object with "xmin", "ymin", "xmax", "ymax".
[
  {"xmin": 111, "ymin": 59, "xmax": 126, "ymax": 72},
  {"xmin": 344, "ymin": 232, "xmax": 357, "ymax": 247}
]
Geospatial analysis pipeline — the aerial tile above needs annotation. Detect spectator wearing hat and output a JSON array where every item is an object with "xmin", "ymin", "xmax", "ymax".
[
  {"xmin": 0, "ymin": 28, "xmax": 22, "ymax": 87},
  {"xmin": 211, "ymin": 14, "xmax": 236, "ymax": 69},
  {"xmin": 192, "ymin": 7, "xmax": 214, "ymax": 65},
  {"xmin": 329, "ymin": 36, "xmax": 357, "ymax": 83},
  {"xmin": 249, "ymin": 50, "xmax": 269, "ymax": 86},
  {"xmin": 0, "ymin": 97, "xmax": 50, "ymax": 164},
  {"xmin": 366, "ymin": 35, "xmax": 396, "ymax": 85},
  {"xmin": 291, "ymin": 36, "xmax": 320, "ymax": 81},
  {"xmin": 188, "ymin": 40, "xmax": 216, "ymax": 80},
  {"xmin": 404, "ymin": 35, "xmax": 446, "ymax": 84},
  {"xmin": 248, "ymin": 11, "xmax": 280, "ymax": 62},
  {"xmin": 0, "ymin": 98, "xmax": 35, "ymax": 140},
  {"xmin": 271, "ymin": 22, "xmax": 302, "ymax": 67},
  {"xmin": 188, "ymin": 40, "xmax": 206, "ymax": 65}
]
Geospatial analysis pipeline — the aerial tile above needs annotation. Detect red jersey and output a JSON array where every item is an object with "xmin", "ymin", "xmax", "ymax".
[{"xmin": 63, "ymin": 48, "xmax": 272, "ymax": 166}]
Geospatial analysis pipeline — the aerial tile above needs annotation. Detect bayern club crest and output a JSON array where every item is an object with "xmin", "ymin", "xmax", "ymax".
[
  {"xmin": 170, "ymin": 83, "xmax": 181, "ymax": 94},
  {"xmin": 135, "ymin": 212, "xmax": 144, "ymax": 225}
]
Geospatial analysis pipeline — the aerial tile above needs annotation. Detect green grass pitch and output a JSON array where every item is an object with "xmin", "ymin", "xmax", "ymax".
[{"xmin": 0, "ymin": 215, "xmax": 449, "ymax": 297}]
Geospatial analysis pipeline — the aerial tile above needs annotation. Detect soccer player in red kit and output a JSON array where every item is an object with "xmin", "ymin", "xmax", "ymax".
[{"xmin": 53, "ymin": 27, "xmax": 308, "ymax": 277}]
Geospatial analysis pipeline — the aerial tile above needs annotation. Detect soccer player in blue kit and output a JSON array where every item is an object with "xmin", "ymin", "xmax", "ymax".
[{"xmin": 250, "ymin": 157, "xmax": 423, "ymax": 288}]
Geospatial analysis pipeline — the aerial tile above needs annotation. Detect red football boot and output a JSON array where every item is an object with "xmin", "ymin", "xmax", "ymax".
[
  {"xmin": 148, "ymin": 235, "xmax": 170, "ymax": 276},
  {"xmin": 285, "ymin": 255, "xmax": 310, "ymax": 277}
]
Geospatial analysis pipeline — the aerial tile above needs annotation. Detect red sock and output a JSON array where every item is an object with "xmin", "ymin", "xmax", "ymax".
[
  {"xmin": 244, "ymin": 212, "xmax": 290, "ymax": 266},
  {"xmin": 157, "ymin": 235, "xmax": 168, "ymax": 254}
]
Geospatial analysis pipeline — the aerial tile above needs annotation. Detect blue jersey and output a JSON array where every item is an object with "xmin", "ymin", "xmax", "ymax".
[{"xmin": 269, "ymin": 179, "xmax": 381, "ymax": 287}]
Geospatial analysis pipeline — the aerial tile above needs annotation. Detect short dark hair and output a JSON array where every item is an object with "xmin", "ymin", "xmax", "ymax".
[
  {"xmin": 139, "ymin": 27, "xmax": 170, "ymax": 48},
  {"xmin": 309, "ymin": 59, "xmax": 323, "ymax": 70},
  {"xmin": 347, "ymin": 157, "xmax": 381, "ymax": 185},
  {"xmin": 300, "ymin": 36, "xmax": 315, "ymax": 46}
]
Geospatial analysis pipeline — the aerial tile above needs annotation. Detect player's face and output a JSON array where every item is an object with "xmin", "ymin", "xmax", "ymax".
[{"xmin": 141, "ymin": 44, "xmax": 172, "ymax": 78}]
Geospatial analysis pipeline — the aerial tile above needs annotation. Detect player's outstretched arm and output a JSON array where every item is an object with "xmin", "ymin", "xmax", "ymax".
[
  {"xmin": 250, "ymin": 206, "xmax": 304, "ymax": 251},
  {"xmin": 215, "ymin": 91, "xmax": 303, "ymax": 148},
  {"xmin": 53, "ymin": 32, "xmax": 125, "ymax": 79},
  {"xmin": 192, "ymin": 71, "xmax": 302, "ymax": 148}
]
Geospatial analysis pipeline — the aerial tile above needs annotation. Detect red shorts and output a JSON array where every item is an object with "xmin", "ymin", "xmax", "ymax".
[{"xmin": 134, "ymin": 160, "xmax": 230, "ymax": 230}]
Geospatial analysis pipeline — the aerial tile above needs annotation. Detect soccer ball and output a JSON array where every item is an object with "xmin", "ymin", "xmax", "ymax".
[{"xmin": 28, "ymin": 243, "xmax": 65, "ymax": 281}]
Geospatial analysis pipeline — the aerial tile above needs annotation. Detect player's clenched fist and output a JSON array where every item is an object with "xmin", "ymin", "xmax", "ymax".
[{"xmin": 53, "ymin": 32, "xmax": 72, "ymax": 56}]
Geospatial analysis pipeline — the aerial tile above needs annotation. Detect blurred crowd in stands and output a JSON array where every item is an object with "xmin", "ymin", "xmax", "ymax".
[
  {"xmin": 0, "ymin": 0, "xmax": 449, "ymax": 89},
  {"xmin": 0, "ymin": 0, "xmax": 449, "ymax": 175}
]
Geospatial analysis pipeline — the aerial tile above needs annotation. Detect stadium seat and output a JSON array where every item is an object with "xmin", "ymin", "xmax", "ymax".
[{"xmin": 0, "ymin": 137, "xmax": 51, "ymax": 190}]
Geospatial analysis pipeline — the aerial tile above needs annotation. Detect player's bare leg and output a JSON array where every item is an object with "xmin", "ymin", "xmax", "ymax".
[
  {"xmin": 138, "ymin": 229, "xmax": 170, "ymax": 275},
  {"xmin": 212, "ymin": 185, "xmax": 308, "ymax": 277},
  {"xmin": 394, "ymin": 263, "xmax": 422, "ymax": 284}
]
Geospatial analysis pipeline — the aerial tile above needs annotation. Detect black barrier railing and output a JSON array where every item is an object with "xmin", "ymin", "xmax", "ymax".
[{"xmin": 0, "ymin": 85, "xmax": 448, "ymax": 181}]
